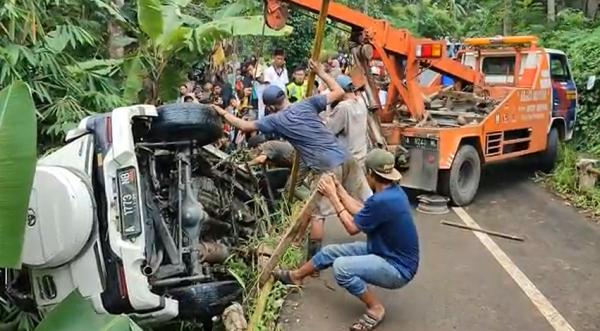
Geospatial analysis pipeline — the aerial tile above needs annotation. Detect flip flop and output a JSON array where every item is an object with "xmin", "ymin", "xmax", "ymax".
[
  {"xmin": 272, "ymin": 269, "xmax": 298, "ymax": 285},
  {"xmin": 349, "ymin": 313, "xmax": 384, "ymax": 331}
]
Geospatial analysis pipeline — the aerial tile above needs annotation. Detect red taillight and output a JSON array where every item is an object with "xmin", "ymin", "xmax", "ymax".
[
  {"xmin": 117, "ymin": 264, "xmax": 128, "ymax": 299},
  {"xmin": 417, "ymin": 44, "xmax": 442, "ymax": 58},
  {"xmin": 106, "ymin": 116, "xmax": 113, "ymax": 144},
  {"xmin": 422, "ymin": 44, "xmax": 432, "ymax": 57}
]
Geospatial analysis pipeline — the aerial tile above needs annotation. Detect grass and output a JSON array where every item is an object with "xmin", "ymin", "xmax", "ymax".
[
  {"xmin": 544, "ymin": 143, "xmax": 600, "ymax": 219},
  {"xmin": 226, "ymin": 198, "xmax": 305, "ymax": 331}
]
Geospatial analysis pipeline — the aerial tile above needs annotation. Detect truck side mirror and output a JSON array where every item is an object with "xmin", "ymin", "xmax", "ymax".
[{"xmin": 586, "ymin": 75, "xmax": 596, "ymax": 90}]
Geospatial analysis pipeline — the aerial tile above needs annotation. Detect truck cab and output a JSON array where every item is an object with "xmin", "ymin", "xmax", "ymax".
[{"xmin": 462, "ymin": 46, "xmax": 577, "ymax": 141}]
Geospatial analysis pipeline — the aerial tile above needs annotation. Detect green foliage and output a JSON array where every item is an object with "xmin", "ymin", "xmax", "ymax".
[
  {"xmin": 548, "ymin": 144, "xmax": 600, "ymax": 216},
  {"xmin": 386, "ymin": 1, "xmax": 460, "ymax": 38},
  {"xmin": 0, "ymin": 82, "xmax": 37, "ymax": 268},
  {"xmin": 272, "ymin": 10, "xmax": 315, "ymax": 73},
  {"xmin": 35, "ymin": 291, "xmax": 140, "ymax": 331},
  {"xmin": 0, "ymin": 0, "xmax": 123, "ymax": 147}
]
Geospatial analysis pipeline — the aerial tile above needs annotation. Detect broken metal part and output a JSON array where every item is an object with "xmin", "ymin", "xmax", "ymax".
[
  {"xmin": 144, "ymin": 248, "xmax": 164, "ymax": 276},
  {"xmin": 416, "ymin": 194, "xmax": 450, "ymax": 215},
  {"xmin": 197, "ymin": 242, "xmax": 230, "ymax": 264}
]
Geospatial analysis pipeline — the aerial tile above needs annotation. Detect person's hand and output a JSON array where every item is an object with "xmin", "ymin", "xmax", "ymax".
[
  {"xmin": 308, "ymin": 59, "xmax": 325, "ymax": 76},
  {"xmin": 330, "ymin": 174, "xmax": 342, "ymax": 189},
  {"xmin": 317, "ymin": 175, "xmax": 337, "ymax": 198}
]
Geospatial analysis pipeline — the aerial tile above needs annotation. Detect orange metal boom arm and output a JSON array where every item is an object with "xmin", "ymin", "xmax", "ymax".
[{"xmin": 265, "ymin": 0, "xmax": 482, "ymax": 120}]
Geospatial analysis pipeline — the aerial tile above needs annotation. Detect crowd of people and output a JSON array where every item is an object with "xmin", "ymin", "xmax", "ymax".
[{"xmin": 176, "ymin": 49, "xmax": 357, "ymax": 152}]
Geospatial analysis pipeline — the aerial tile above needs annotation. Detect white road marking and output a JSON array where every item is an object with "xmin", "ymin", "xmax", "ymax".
[{"xmin": 452, "ymin": 207, "xmax": 576, "ymax": 331}]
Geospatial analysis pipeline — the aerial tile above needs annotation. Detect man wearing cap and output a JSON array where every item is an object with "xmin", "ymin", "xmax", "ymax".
[
  {"xmin": 211, "ymin": 59, "xmax": 372, "ymax": 256},
  {"xmin": 325, "ymin": 74, "xmax": 369, "ymax": 167},
  {"xmin": 272, "ymin": 148, "xmax": 419, "ymax": 331}
]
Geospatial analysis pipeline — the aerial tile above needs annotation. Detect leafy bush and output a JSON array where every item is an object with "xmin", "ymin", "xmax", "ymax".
[{"xmin": 547, "ymin": 144, "xmax": 600, "ymax": 216}]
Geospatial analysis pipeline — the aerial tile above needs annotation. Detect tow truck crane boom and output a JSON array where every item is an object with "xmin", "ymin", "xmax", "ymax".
[{"xmin": 264, "ymin": 0, "xmax": 483, "ymax": 120}]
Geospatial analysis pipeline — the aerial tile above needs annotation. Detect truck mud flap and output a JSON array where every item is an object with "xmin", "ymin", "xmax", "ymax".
[{"xmin": 400, "ymin": 148, "xmax": 439, "ymax": 192}]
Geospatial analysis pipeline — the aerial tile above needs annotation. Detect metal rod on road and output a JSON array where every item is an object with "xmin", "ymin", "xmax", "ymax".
[
  {"xmin": 441, "ymin": 220, "xmax": 525, "ymax": 242},
  {"xmin": 286, "ymin": 0, "xmax": 331, "ymax": 203}
]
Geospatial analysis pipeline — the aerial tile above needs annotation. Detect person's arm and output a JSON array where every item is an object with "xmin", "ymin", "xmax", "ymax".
[
  {"xmin": 328, "ymin": 176, "xmax": 364, "ymax": 214},
  {"xmin": 247, "ymin": 154, "xmax": 268, "ymax": 166},
  {"xmin": 212, "ymin": 105, "xmax": 258, "ymax": 133},
  {"xmin": 329, "ymin": 191, "xmax": 361, "ymax": 235},
  {"xmin": 309, "ymin": 59, "xmax": 343, "ymax": 105},
  {"xmin": 317, "ymin": 176, "xmax": 360, "ymax": 235}
]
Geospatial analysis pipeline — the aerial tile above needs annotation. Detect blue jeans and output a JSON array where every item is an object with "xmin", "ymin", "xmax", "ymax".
[{"xmin": 311, "ymin": 242, "xmax": 408, "ymax": 297}]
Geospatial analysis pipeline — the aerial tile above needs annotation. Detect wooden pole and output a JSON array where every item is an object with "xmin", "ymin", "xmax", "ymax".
[
  {"xmin": 247, "ymin": 189, "xmax": 320, "ymax": 331},
  {"xmin": 258, "ymin": 190, "xmax": 320, "ymax": 286},
  {"xmin": 246, "ymin": 278, "xmax": 274, "ymax": 331},
  {"xmin": 286, "ymin": 0, "xmax": 331, "ymax": 203}
]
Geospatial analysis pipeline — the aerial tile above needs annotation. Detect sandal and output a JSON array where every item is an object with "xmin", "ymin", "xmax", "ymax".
[
  {"xmin": 349, "ymin": 313, "xmax": 384, "ymax": 331},
  {"xmin": 272, "ymin": 269, "xmax": 298, "ymax": 285}
]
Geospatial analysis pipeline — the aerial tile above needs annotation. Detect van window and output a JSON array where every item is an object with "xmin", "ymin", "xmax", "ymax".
[
  {"xmin": 482, "ymin": 56, "xmax": 515, "ymax": 75},
  {"xmin": 482, "ymin": 56, "xmax": 516, "ymax": 84},
  {"xmin": 549, "ymin": 53, "xmax": 571, "ymax": 82}
]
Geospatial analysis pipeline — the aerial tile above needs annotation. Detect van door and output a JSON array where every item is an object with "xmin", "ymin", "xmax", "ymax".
[{"xmin": 548, "ymin": 52, "xmax": 577, "ymax": 139}]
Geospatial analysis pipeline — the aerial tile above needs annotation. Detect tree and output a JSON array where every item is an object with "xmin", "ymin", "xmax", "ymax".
[
  {"xmin": 549, "ymin": 0, "xmax": 557, "ymax": 21},
  {"xmin": 504, "ymin": 0, "xmax": 512, "ymax": 35}
]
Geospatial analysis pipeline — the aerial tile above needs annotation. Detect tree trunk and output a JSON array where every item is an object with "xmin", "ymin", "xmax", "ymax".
[
  {"xmin": 108, "ymin": 0, "xmax": 125, "ymax": 59},
  {"xmin": 586, "ymin": 0, "xmax": 600, "ymax": 18},
  {"xmin": 548, "ymin": 0, "xmax": 556, "ymax": 22},
  {"xmin": 503, "ymin": 0, "xmax": 512, "ymax": 35}
]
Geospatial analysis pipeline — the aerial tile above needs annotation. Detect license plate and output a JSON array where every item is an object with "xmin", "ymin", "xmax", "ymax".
[
  {"xmin": 402, "ymin": 136, "xmax": 438, "ymax": 150},
  {"xmin": 117, "ymin": 167, "xmax": 142, "ymax": 239}
]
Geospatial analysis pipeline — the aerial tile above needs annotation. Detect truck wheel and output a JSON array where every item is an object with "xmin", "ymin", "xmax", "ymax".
[
  {"xmin": 148, "ymin": 103, "xmax": 223, "ymax": 145},
  {"xmin": 439, "ymin": 144, "xmax": 481, "ymax": 206},
  {"xmin": 537, "ymin": 128, "xmax": 559, "ymax": 173}
]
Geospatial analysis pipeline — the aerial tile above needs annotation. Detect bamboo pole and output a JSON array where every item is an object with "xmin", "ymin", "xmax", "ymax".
[
  {"xmin": 247, "ymin": 189, "xmax": 320, "ymax": 331},
  {"xmin": 246, "ymin": 278, "xmax": 274, "ymax": 331},
  {"xmin": 286, "ymin": 0, "xmax": 331, "ymax": 203}
]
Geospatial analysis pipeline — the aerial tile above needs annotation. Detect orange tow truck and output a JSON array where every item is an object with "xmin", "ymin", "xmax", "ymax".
[{"xmin": 265, "ymin": 0, "xmax": 578, "ymax": 205}]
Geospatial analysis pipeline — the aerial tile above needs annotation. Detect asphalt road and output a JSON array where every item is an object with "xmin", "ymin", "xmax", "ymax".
[{"xmin": 279, "ymin": 165, "xmax": 600, "ymax": 331}]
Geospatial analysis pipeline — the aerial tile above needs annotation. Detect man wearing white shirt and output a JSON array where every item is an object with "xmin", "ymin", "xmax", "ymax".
[{"xmin": 264, "ymin": 49, "xmax": 289, "ymax": 92}]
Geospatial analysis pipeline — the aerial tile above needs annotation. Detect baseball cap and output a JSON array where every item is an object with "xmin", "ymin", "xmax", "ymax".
[
  {"xmin": 262, "ymin": 85, "xmax": 286, "ymax": 106},
  {"xmin": 365, "ymin": 148, "xmax": 402, "ymax": 181},
  {"xmin": 335, "ymin": 74, "xmax": 354, "ymax": 92}
]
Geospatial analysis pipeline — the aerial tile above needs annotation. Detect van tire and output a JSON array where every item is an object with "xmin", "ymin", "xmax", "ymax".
[
  {"xmin": 537, "ymin": 128, "xmax": 559, "ymax": 173},
  {"xmin": 148, "ymin": 103, "xmax": 223, "ymax": 145},
  {"xmin": 439, "ymin": 144, "xmax": 481, "ymax": 206}
]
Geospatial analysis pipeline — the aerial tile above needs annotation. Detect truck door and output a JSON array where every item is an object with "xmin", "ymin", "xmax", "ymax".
[{"xmin": 548, "ymin": 52, "xmax": 577, "ymax": 139}]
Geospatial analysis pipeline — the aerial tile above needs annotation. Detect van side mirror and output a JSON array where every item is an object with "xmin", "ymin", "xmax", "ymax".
[{"xmin": 586, "ymin": 75, "xmax": 596, "ymax": 90}]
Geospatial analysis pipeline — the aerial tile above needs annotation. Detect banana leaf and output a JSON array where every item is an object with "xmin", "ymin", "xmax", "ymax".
[
  {"xmin": 0, "ymin": 81, "xmax": 36, "ymax": 268},
  {"xmin": 206, "ymin": 16, "xmax": 293, "ymax": 37},
  {"xmin": 138, "ymin": 0, "xmax": 163, "ymax": 42},
  {"xmin": 35, "ymin": 291, "xmax": 140, "ymax": 331}
]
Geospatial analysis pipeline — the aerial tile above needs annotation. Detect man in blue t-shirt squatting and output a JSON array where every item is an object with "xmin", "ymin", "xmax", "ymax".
[
  {"xmin": 274, "ymin": 149, "xmax": 419, "ymax": 331},
  {"xmin": 212, "ymin": 59, "xmax": 372, "ymax": 258}
]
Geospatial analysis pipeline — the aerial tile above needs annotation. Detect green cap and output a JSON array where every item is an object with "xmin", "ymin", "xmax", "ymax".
[{"xmin": 365, "ymin": 148, "xmax": 402, "ymax": 181}]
